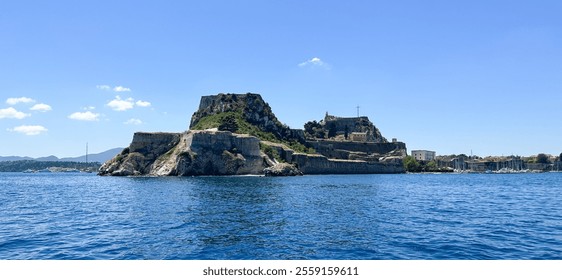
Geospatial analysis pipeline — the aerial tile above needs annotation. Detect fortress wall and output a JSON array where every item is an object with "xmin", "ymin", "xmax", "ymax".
[
  {"xmin": 308, "ymin": 140, "xmax": 406, "ymax": 158},
  {"xmin": 190, "ymin": 130, "xmax": 261, "ymax": 157},
  {"xmin": 181, "ymin": 130, "xmax": 265, "ymax": 175},
  {"xmin": 292, "ymin": 153, "xmax": 404, "ymax": 174},
  {"xmin": 230, "ymin": 134, "xmax": 262, "ymax": 157},
  {"xmin": 130, "ymin": 132, "xmax": 181, "ymax": 155},
  {"xmin": 198, "ymin": 95, "xmax": 216, "ymax": 111}
]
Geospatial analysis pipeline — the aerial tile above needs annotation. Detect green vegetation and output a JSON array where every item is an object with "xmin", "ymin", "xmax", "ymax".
[
  {"xmin": 526, "ymin": 153, "xmax": 552, "ymax": 164},
  {"xmin": 260, "ymin": 143, "xmax": 283, "ymax": 162},
  {"xmin": 536, "ymin": 153, "xmax": 550, "ymax": 164},
  {"xmin": 403, "ymin": 156, "xmax": 420, "ymax": 172},
  {"xmin": 218, "ymin": 114, "xmax": 239, "ymax": 132},
  {"xmin": 192, "ymin": 111, "xmax": 315, "ymax": 154},
  {"xmin": 304, "ymin": 120, "xmax": 325, "ymax": 139},
  {"xmin": 403, "ymin": 156, "xmax": 446, "ymax": 173},
  {"xmin": 158, "ymin": 146, "xmax": 177, "ymax": 162},
  {"xmin": 327, "ymin": 122, "xmax": 337, "ymax": 138},
  {"xmin": 191, "ymin": 111, "xmax": 236, "ymax": 131}
]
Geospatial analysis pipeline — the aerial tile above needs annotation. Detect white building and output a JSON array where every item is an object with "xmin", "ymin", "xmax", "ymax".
[{"xmin": 411, "ymin": 150, "xmax": 436, "ymax": 161}]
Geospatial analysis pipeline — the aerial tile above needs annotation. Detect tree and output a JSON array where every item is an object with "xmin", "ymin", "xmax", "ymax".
[
  {"xmin": 218, "ymin": 114, "xmax": 239, "ymax": 132},
  {"xmin": 313, "ymin": 129, "xmax": 325, "ymax": 139},
  {"xmin": 304, "ymin": 120, "xmax": 319, "ymax": 135},
  {"xmin": 304, "ymin": 120, "xmax": 324, "ymax": 138},
  {"xmin": 327, "ymin": 123, "xmax": 337, "ymax": 138},
  {"xmin": 425, "ymin": 160, "xmax": 438, "ymax": 171},
  {"xmin": 403, "ymin": 156, "xmax": 420, "ymax": 172},
  {"xmin": 536, "ymin": 153, "xmax": 550, "ymax": 164}
]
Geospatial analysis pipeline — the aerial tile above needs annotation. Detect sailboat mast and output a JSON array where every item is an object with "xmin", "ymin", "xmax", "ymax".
[{"xmin": 86, "ymin": 142, "xmax": 88, "ymax": 164}]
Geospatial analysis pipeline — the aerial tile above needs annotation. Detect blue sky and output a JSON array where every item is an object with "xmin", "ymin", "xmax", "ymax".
[{"xmin": 1, "ymin": 0, "xmax": 561, "ymax": 158}]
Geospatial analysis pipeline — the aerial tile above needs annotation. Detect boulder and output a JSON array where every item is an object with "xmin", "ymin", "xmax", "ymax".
[{"xmin": 264, "ymin": 163, "xmax": 303, "ymax": 177}]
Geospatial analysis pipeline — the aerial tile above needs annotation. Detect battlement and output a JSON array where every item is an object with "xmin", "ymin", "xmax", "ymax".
[{"xmin": 317, "ymin": 113, "xmax": 385, "ymax": 143}]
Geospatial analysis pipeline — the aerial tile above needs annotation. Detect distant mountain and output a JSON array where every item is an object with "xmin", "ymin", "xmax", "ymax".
[
  {"xmin": 35, "ymin": 155, "xmax": 60, "ymax": 162},
  {"xmin": 0, "ymin": 156, "xmax": 34, "ymax": 162},
  {"xmin": 0, "ymin": 148, "xmax": 124, "ymax": 163},
  {"xmin": 60, "ymin": 148, "xmax": 124, "ymax": 163}
]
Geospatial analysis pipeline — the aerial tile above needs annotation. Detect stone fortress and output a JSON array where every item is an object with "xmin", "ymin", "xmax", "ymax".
[
  {"xmin": 304, "ymin": 113, "xmax": 406, "ymax": 163},
  {"xmin": 321, "ymin": 113, "xmax": 385, "ymax": 142},
  {"xmin": 99, "ymin": 93, "xmax": 407, "ymax": 176}
]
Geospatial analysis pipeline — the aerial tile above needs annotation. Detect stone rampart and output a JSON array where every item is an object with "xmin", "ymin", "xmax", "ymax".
[
  {"xmin": 292, "ymin": 153, "xmax": 404, "ymax": 174},
  {"xmin": 190, "ymin": 130, "xmax": 261, "ymax": 157},
  {"xmin": 197, "ymin": 95, "xmax": 216, "ymax": 111},
  {"xmin": 307, "ymin": 140, "xmax": 406, "ymax": 159},
  {"xmin": 129, "ymin": 132, "xmax": 181, "ymax": 159}
]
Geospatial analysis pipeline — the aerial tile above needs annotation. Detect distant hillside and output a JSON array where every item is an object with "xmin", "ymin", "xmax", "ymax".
[
  {"xmin": 0, "ymin": 156, "xmax": 34, "ymax": 162},
  {"xmin": 60, "ymin": 148, "xmax": 124, "ymax": 163},
  {"xmin": 0, "ymin": 148, "xmax": 124, "ymax": 163},
  {"xmin": 0, "ymin": 160, "xmax": 100, "ymax": 172}
]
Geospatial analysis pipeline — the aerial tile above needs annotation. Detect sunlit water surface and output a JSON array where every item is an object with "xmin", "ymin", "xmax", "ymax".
[{"xmin": 1, "ymin": 172, "xmax": 561, "ymax": 259}]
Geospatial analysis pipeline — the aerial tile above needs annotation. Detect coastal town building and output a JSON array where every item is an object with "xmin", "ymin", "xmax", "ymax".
[{"xmin": 412, "ymin": 150, "xmax": 436, "ymax": 161}]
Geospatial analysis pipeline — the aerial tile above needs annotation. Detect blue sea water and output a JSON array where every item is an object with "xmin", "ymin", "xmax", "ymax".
[{"xmin": 0, "ymin": 172, "xmax": 561, "ymax": 260}]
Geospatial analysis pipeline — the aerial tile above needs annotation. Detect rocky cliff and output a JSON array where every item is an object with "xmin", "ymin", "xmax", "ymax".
[
  {"xmin": 190, "ymin": 93, "xmax": 304, "ymax": 142},
  {"xmin": 99, "ymin": 92, "xmax": 406, "ymax": 176},
  {"xmin": 99, "ymin": 130, "xmax": 268, "ymax": 176}
]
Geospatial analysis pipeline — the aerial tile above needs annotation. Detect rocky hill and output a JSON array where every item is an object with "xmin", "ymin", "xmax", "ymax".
[
  {"xmin": 99, "ymin": 93, "xmax": 406, "ymax": 176},
  {"xmin": 314, "ymin": 114, "xmax": 386, "ymax": 142},
  {"xmin": 190, "ymin": 93, "xmax": 308, "ymax": 151}
]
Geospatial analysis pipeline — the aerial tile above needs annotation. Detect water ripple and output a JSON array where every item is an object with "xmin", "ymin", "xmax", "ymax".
[{"xmin": 1, "ymin": 173, "xmax": 562, "ymax": 259}]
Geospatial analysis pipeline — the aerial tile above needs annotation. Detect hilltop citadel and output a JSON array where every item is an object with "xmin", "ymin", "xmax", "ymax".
[{"xmin": 99, "ymin": 93, "xmax": 406, "ymax": 176}]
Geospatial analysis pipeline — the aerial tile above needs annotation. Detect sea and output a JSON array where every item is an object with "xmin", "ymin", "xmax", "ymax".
[{"xmin": 0, "ymin": 172, "xmax": 561, "ymax": 260}]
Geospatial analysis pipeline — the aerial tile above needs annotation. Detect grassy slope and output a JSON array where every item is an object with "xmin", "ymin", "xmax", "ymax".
[{"xmin": 190, "ymin": 111, "xmax": 314, "ymax": 154}]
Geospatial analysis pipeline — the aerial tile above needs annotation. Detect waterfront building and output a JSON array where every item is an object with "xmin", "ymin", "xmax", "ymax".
[{"xmin": 412, "ymin": 150, "xmax": 436, "ymax": 161}]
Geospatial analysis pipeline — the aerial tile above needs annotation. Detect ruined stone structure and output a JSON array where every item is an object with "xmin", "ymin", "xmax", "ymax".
[
  {"xmin": 350, "ymin": 132, "xmax": 367, "ymax": 142},
  {"xmin": 320, "ymin": 113, "xmax": 386, "ymax": 142},
  {"xmin": 307, "ymin": 140, "xmax": 407, "ymax": 162},
  {"xmin": 99, "ymin": 93, "xmax": 407, "ymax": 176}
]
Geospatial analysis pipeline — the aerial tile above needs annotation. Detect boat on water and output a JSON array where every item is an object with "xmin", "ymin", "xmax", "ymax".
[{"xmin": 493, "ymin": 168, "xmax": 532, "ymax": 174}]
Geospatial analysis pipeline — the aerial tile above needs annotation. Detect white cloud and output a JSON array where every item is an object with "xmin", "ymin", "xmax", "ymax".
[
  {"xmin": 83, "ymin": 106, "xmax": 96, "ymax": 110},
  {"xmin": 68, "ymin": 111, "xmax": 100, "ymax": 121},
  {"xmin": 0, "ymin": 107, "xmax": 30, "ymax": 119},
  {"xmin": 136, "ymin": 100, "xmax": 151, "ymax": 107},
  {"xmin": 298, "ymin": 57, "xmax": 330, "ymax": 69},
  {"xmin": 124, "ymin": 118, "xmax": 143, "ymax": 125},
  {"xmin": 6, "ymin": 97, "xmax": 35, "ymax": 105},
  {"xmin": 30, "ymin": 103, "xmax": 52, "ymax": 112},
  {"xmin": 113, "ymin": 86, "xmax": 131, "ymax": 92},
  {"xmin": 96, "ymin": 85, "xmax": 111, "ymax": 91},
  {"xmin": 8, "ymin": 125, "xmax": 48, "ymax": 136},
  {"xmin": 97, "ymin": 85, "xmax": 132, "ymax": 92},
  {"xmin": 107, "ymin": 96, "xmax": 134, "ymax": 111}
]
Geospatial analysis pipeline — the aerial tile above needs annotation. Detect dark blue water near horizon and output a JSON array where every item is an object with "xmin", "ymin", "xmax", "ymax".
[{"xmin": 1, "ymin": 172, "xmax": 561, "ymax": 260}]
